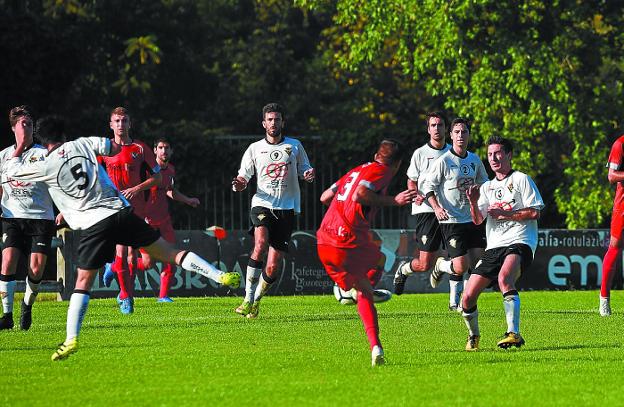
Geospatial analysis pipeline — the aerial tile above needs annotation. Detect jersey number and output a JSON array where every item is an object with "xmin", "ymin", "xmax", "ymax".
[
  {"xmin": 70, "ymin": 164, "xmax": 89, "ymax": 190},
  {"xmin": 336, "ymin": 171, "xmax": 359, "ymax": 201}
]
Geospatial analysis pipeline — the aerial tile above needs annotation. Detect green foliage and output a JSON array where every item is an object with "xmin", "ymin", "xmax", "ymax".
[
  {"xmin": 297, "ymin": 0, "xmax": 624, "ymax": 228},
  {"xmin": 1, "ymin": 292, "xmax": 623, "ymax": 405}
]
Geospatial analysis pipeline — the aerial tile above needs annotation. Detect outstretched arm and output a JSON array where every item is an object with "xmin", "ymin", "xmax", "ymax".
[
  {"xmin": 354, "ymin": 185, "xmax": 417, "ymax": 207},
  {"xmin": 167, "ymin": 188, "xmax": 200, "ymax": 208}
]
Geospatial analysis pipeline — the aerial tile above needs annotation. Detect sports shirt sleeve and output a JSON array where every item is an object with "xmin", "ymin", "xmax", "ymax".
[
  {"xmin": 406, "ymin": 150, "xmax": 420, "ymax": 181},
  {"xmin": 5, "ymin": 155, "xmax": 51, "ymax": 183},
  {"xmin": 140, "ymin": 140, "xmax": 161, "ymax": 174},
  {"xmin": 84, "ymin": 137, "xmax": 111, "ymax": 156},
  {"xmin": 476, "ymin": 159, "xmax": 489, "ymax": 185},
  {"xmin": 422, "ymin": 156, "xmax": 443, "ymax": 196},
  {"xmin": 607, "ymin": 138, "xmax": 624, "ymax": 170},
  {"xmin": 476, "ymin": 182, "xmax": 489, "ymax": 218},
  {"xmin": 359, "ymin": 162, "xmax": 393, "ymax": 192},
  {"xmin": 237, "ymin": 144, "xmax": 255, "ymax": 181},
  {"xmin": 295, "ymin": 140, "xmax": 313, "ymax": 177},
  {"xmin": 520, "ymin": 174, "xmax": 545, "ymax": 210}
]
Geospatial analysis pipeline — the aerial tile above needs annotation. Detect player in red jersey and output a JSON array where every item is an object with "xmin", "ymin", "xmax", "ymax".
[
  {"xmin": 600, "ymin": 135, "xmax": 624, "ymax": 316},
  {"xmin": 142, "ymin": 138, "xmax": 200, "ymax": 302},
  {"xmin": 98, "ymin": 107, "xmax": 162, "ymax": 314},
  {"xmin": 317, "ymin": 139, "xmax": 417, "ymax": 366}
]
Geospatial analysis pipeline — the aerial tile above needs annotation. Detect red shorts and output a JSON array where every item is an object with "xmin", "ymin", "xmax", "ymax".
[
  {"xmin": 611, "ymin": 208, "xmax": 624, "ymax": 240},
  {"xmin": 317, "ymin": 243, "xmax": 381, "ymax": 291},
  {"xmin": 147, "ymin": 218, "xmax": 176, "ymax": 243}
]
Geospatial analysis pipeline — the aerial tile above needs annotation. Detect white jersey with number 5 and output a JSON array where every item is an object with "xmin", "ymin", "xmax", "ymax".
[
  {"xmin": 5, "ymin": 137, "xmax": 129, "ymax": 230},
  {"xmin": 237, "ymin": 136, "xmax": 312, "ymax": 213},
  {"xmin": 477, "ymin": 170, "xmax": 544, "ymax": 254}
]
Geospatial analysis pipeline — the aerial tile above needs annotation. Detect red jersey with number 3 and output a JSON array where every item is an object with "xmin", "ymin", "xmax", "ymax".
[
  {"xmin": 145, "ymin": 164, "xmax": 175, "ymax": 224},
  {"xmin": 317, "ymin": 161, "xmax": 394, "ymax": 248},
  {"xmin": 608, "ymin": 135, "xmax": 624, "ymax": 210},
  {"xmin": 98, "ymin": 139, "xmax": 159, "ymax": 217}
]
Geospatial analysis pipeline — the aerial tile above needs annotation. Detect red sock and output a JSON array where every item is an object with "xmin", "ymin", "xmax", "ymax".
[
  {"xmin": 113, "ymin": 255, "xmax": 132, "ymax": 300},
  {"xmin": 601, "ymin": 246, "xmax": 619, "ymax": 297},
  {"xmin": 134, "ymin": 257, "xmax": 147, "ymax": 272},
  {"xmin": 159, "ymin": 264, "xmax": 174, "ymax": 298},
  {"xmin": 356, "ymin": 290, "xmax": 381, "ymax": 350},
  {"xmin": 366, "ymin": 268, "xmax": 383, "ymax": 287}
]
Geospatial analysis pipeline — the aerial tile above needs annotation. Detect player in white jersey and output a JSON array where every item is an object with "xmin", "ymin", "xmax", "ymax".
[
  {"xmin": 394, "ymin": 112, "xmax": 450, "ymax": 295},
  {"xmin": 231, "ymin": 103, "xmax": 314, "ymax": 318},
  {"xmin": 0, "ymin": 106, "xmax": 56, "ymax": 331},
  {"xmin": 423, "ymin": 118, "xmax": 489, "ymax": 310},
  {"xmin": 463, "ymin": 136, "xmax": 544, "ymax": 351},
  {"xmin": 5, "ymin": 116, "xmax": 240, "ymax": 361}
]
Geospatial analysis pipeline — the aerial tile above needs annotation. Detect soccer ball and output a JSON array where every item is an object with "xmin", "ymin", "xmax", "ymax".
[
  {"xmin": 333, "ymin": 284, "xmax": 357, "ymax": 305},
  {"xmin": 332, "ymin": 284, "xmax": 393, "ymax": 305}
]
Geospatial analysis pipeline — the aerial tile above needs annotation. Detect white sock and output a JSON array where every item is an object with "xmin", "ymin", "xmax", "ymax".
[
  {"xmin": 24, "ymin": 277, "xmax": 41, "ymax": 306},
  {"xmin": 503, "ymin": 293, "xmax": 520, "ymax": 333},
  {"xmin": 462, "ymin": 308, "xmax": 480, "ymax": 336},
  {"xmin": 400, "ymin": 261, "xmax": 413, "ymax": 276},
  {"xmin": 244, "ymin": 265, "xmax": 262, "ymax": 303},
  {"xmin": 66, "ymin": 292, "xmax": 90, "ymax": 341},
  {"xmin": 439, "ymin": 259, "xmax": 453, "ymax": 274},
  {"xmin": 449, "ymin": 277, "xmax": 464, "ymax": 307},
  {"xmin": 254, "ymin": 272, "xmax": 277, "ymax": 303},
  {"xmin": 0, "ymin": 279, "xmax": 16, "ymax": 314},
  {"xmin": 180, "ymin": 252, "xmax": 223, "ymax": 283}
]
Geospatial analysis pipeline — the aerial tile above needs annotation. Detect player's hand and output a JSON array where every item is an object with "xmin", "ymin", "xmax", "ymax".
[
  {"xmin": 394, "ymin": 189, "xmax": 419, "ymax": 206},
  {"xmin": 303, "ymin": 168, "xmax": 315, "ymax": 183},
  {"xmin": 414, "ymin": 193, "xmax": 425, "ymax": 205},
  {"xmin": 433, "ymin": 205, "xmax": 449, "ymax": 221},
  {"xmin": 121, "ymin": 186, "xmax": 139, "ymax": 200},
  {"xmin": 188, "ymin": 197, "xmax": 200, "ymax": 208},
  {"xmin": 232, "ymin": 176, "xmax": 247, "ymax": 192},
  {"xmin": 487, "ymin": 206, "xmax": 510, "ymax": 220},
  {"xmin": 466, "ymin": 184, "xmax": 480, "ymax": 203},
  {"xmin": 55, "ymin": 213, "xmax": 65, "ymax": 226}
]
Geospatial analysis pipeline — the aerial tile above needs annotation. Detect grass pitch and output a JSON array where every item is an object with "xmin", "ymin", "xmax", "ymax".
[{"xmin": 1, "ymin": 290, "xmax": 622, "ymax": 406}]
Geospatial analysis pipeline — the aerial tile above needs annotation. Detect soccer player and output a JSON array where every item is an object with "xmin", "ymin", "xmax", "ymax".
[
  {"xmin": 98, "ymin": 107, "xmax": 162, "ymax": 314},
  {"xmin": 232, "ymin": 103, "xmax": 314, "ymax": 319},
  {"xmin": 463, "ymin": 136, "xmax": 544, "ymax": 350},
  {"xmin": 599, "ymin": 133, "xmax": 624, "ymax": 316},
  {"xmin": 0, "ymin": 106, "xmax": 56, "ymax": 331},
  {"xmin": 422, "ymin": 118, "xmax": 489, "ymax": 311},
  {"xmin": 317, "ymin": 139, "xmax": 417, "ymax": 366},
  {"xmin": 393, "ymin": 112, "xmax": 450, "ymax": 295},
  {"xmin": 5, "ymin": 116, "xmax": 240, "ymax": 361},
  {"xmin": 143, "ymin": 138, "xmax": 200, "ymax": 302}
]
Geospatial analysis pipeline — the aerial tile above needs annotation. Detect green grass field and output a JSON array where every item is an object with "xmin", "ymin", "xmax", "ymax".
[{"xmin": 1, "ymin": 290, "xmax": 622, "ymax": 406}]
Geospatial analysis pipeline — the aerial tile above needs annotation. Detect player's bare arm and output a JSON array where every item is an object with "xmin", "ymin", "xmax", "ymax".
[
  {"xmin": 607, "ymin": 168, "xmax": 624, "ymax": 184},
  {"xmin": 354, "ymin": 185, "xmax": 417, "ymax": 207},
  {"xmin": 407, "ymin": 178, "xmax": 425, "ymax": 205},
  {"xmin": 426, "ymin": 193, "xmax": 449, "ymax": 221},
  {"xmin": 232, "ymin": 176, "xmax": 248, "ymax": 192},
  {"xmin": 167, "ymin": 188, "xmax": 200, "ymax": 208},
  {"xmin": 320, "ymin": 186, "xmax": 336, "ymax": 206},
  {"xmin": 122, "ymin": 172, "xmax": 162, "ymax": 200},
  {"xmin": 487, "ymin": 206, "xmax": 540, "ymax": 221},
  {"xmin": 466, "ymin": 184, "xmax": 484, "ymax": 225}
]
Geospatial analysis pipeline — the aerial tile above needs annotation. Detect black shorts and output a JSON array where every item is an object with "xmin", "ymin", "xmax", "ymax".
[
  {"xmin": 413, "ymin": 212, "xmax": 443, "ymax": 252},
  {"xmin": 1, "ymin": 218, "xmax": 55, "ymax": 256},
  {"xmin": 439, "ymin": 222, "xmax": 486, "ymax": 259},
  {"xmin": 77, "ymin": 207, "xmax": 161, "ymax": 270},
  {"xmin": 249, "ymin": 206, "xmax": 294, "ymax": 252},
  {"xmin": 472, "ymin": 243, "xmax": 534, "ymax": 281}
]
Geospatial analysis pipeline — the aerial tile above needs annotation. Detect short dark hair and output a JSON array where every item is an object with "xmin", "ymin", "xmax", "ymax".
[
  {"xmin": 35, "ymin": 116, "xmax": 66, "ymax": 145},
  {"xmin": 426, "ymin": 111, "xmax": 447, "ymax": 128},
  {"xmin": 487, "ymin": 135, "xmax": 513, "ymax": 153},
  {"xmin": 110, "ymin": 106, "xmax": 130, "ymax": 119},
  {"xmin": 262, "ymin": 103, "xmax": 284, "ymax": 120},
  {"xmin": 9, "ymin": 105, "xmax": 33, "ymax": 127},
  {"xmin": 450, "ymin": 117, "xmax": 471, "ymax": 132},
  {"xmin": 376, "ymin": 138, "xmax": 403, "ymax": 166},
  {"xmin": 153, "ymin": 137, "xmax": 170, "ymax": 148}
]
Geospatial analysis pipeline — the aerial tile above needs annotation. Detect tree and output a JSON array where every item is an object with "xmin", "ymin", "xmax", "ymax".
[{"xmin": 296, "ymin": 0, "xmax": 624, "ymax": 228}]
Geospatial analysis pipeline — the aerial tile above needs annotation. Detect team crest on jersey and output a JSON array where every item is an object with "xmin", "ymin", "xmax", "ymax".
[
  {"xmin": 507, "ymin": 183, "xmax": 514, "ymax": 193},
  {"xmin": 421, "ymin": 235, "xmax": 428, "ymax": 245},
  {"xmin": 284, "ymin": 146, "xmax": 292, "ymax": 156},
  {"xmin": 131, "ymin": 152, "xmax": 139, "ymax": 159},
  {"xmin": 449, "ymin": 238, "xmax": 457, "ymax": 248}
]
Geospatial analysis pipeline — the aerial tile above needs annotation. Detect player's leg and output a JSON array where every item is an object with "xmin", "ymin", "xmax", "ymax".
[
  {"xmin": 112, "ymin": 244, "xmax": 132, "ymax": 301},
  {"xmin": 21, "ymin": 252, "xmax": 47, "ymax": 330},
  {"xmin": 157, "ymin": 221, "xmax": 176, "ymax": 302},
  {"xmin": 461, "ymin": 273, "xmax": 491, "ymax": 351},
  {"xmin": 496, "ymin": 251, "xmax": 525, "ymax": 349},
  {"xmin": 600, "ymin": 212, "xmax": 622, "ymax": 316},
  {"xmin": 0, "ymin": 247, "xmax": 20, "ymax": 330},
  {"xmin": 237, "ymin": 225, "xmax": 269, "ymax": 315},
  {"xmin": 248, "ymin": 246, "xmax": 284, "ymax": 318},
  {"xmin": 52, "ymin": 268, "xmax": 97, "ymax": 361}
]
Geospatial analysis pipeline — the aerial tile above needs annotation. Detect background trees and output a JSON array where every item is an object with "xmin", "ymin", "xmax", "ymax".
[{"xmin": 2, "ymin": 0, "xmax": 622, "ymax": 229}]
